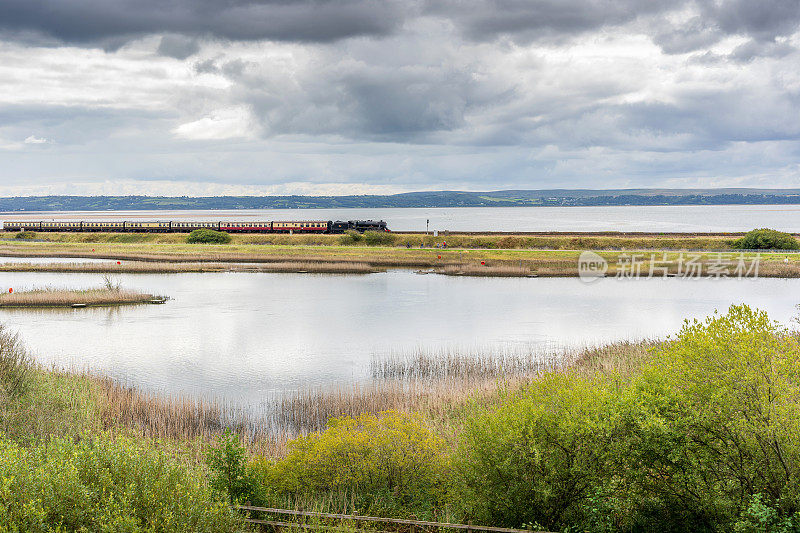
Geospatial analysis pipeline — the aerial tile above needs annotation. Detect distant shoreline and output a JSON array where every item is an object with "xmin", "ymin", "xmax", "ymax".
[{"xmin": 1, "ymin": 189, "xmax": 800, "ymax": 211}]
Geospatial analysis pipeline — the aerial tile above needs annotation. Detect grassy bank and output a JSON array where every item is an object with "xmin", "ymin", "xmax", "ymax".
[
  {"xmin": 1, "ymin": 230, "xmax": 753, "ymax": 250},
  {"xmin": 2, "ymin": 238, "xmax": 800, "ymax": 277}
]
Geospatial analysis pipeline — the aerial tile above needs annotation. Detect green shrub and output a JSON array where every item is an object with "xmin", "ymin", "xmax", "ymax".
[
  {"xmin": 363, "ymin": 231, "xmax": 396, "ymax": 246},
  {"xmin": 733, "ymin": 228, "xmax": 799, "ymax": 250},
  {"xmin": 454, "ymin": 373, "xmax": 617, "ymax": 530},
  {"xmin": 14, "ymin": 231, "xmax": 36, "ymax": 240},
  {"xmin": 252, "ymin": 411, "xmax": 448, "ymax": 517},
  {"xmin": 734, "ymin": 494, "xmax": 800, "ymax": 533},
  {"xmin": 454, "ymin": 305, "xmax": 800, "ymax": 532},
  {"xmin": 0, "ymin": 324, "xmax": 32, "ymax": 399},
  {"xmin": 187, "ymin": 229, "xmax": 231, "ymax": 244},
  {"xmin": 617, "ymin": 305, "xmax": 800, "ymax": 530},
  {"xmin": 206, "ymin": 430, "xmax": 256, "ymax": 503},
  {"xmin": 0, "ymin": 434, "xmax": 239, "ymax": 532},
  {"xmin": 338, "ymin": 229, "xmax": 363, "ymax": 245}
]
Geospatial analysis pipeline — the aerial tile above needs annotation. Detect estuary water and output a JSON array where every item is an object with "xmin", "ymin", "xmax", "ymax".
[
  {"xmin": 3, "ymin": 204, "xmax": 800, "ymax": 232},
  {"xmin": 0, "ymin": 269, "xmax": 797, "ymax": 408}
]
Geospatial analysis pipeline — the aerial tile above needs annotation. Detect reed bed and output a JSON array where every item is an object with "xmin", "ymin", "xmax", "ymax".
[
  {"xmin": 0, "ymin": 260, "xmax": 381, "ymax": 274},
  {"xmin": 93, "ymin": 376, "xmax": 250, "ymax": 440},
  {"xmin": 435, "ymin": 263, "xmax": 533, "ymax": 277},
  {"xmin": 0, "ymin": 287, "xmax": 160, "ymax": 307},
  {"xmin": 252, "ymin": 261, "xmax": 379, "ymax": 274},
  {"xmin": 5, "ymin": 332, "xmax": 656, "ymax": 456},
  {"xmin": 371, "ymin": 347, "xmax": 560, "ymax": 380},
  {"xmin": 107, "ymin": 341, "xmax": 653, "ymax": 443}
]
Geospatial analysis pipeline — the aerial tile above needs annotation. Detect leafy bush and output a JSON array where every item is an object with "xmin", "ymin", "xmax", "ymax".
[
  {"xmin": 338, "ymin": 229, "xmax": 363, "ymax": 245},
  {"xmin": 617, "ymin": 305, "xmax": 800, "ymax": 531},
  {"xmin": 187, "ymin": 229, "xmax": 231, "ymax": 244},
  {"xmin": 0, "ymin": 434, "xmax": 239, "ymax": 532},
  {"xmin": 206, "ymin": 430, "xmax": 256, "ymax": 503},
  {"xmin": 363, "ymin": 230, "xmax": 396, "ymax": 246},
  {"xmin": 455, "ymin": 373, "xmax": 617, "ymax": 530},
  {"xmin": 734, "ymin": 494, "xmax": 800, "ymax": 533},
  {"xmin": 733, "ymin": 228, "xmax": 799, "ymax": 250},
  {"xmin": 0, "ymin": 324, "xmax": 32, "ymax": 399},
  {"xmin": 14, "ymin": 231, "xmax": 36, "ymax": 240},
  {"xmin": 454, "ymin": 305, "xmax": 800, "ymax": 532},
  {"xmin": 252, "ymin": 411, "xmax": 448, "ymax": 517}
]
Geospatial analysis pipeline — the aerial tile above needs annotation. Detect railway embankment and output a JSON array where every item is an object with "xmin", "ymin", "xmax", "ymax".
[{"xmin": 2, "ymin": 232, "xmax": 800, "ymax": 277}]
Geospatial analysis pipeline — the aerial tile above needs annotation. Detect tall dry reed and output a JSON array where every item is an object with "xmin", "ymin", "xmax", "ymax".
[{"xmin": 0, "ymin": 287, "xmax": 159, "ymax": 307}]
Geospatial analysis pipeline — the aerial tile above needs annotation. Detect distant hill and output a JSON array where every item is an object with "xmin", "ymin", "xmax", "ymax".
[{"xmin": 2, "ymin": 189, "xmax": 800, "ymax": 211}]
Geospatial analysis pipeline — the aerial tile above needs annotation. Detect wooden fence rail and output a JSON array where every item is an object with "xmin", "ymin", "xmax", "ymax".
[{"xmin": 235, "ymin": 506, "xmax": 553, "ymax": 533}]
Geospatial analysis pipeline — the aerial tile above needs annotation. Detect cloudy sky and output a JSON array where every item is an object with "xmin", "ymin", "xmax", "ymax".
[{"xmin": 0, "ymin": 0, "xmax": 799, "ymax": 196}]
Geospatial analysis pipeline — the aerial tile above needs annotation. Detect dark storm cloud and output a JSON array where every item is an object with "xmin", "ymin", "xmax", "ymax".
[
  {"xmin": 3, "ymin": 0, "xmax": 799, "ymax": 52},
  {"xmin": 157, "ymin": 34, "xmax": 200, "ymax": 59},
  {"xmin": 0, "ymin": 0, "xmax": 412, "ymax": 44},
  {"xmin": 425, "ymin": 0, "xmax": 678, "ymax": 42}
]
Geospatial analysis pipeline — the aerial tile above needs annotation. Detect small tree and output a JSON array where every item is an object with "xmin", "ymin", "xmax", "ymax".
[
  {"xmin": 339, "ymin": 230, "xmax": 363, "ymax": 245},
  {"xmin": 363, "ymin": 231, "xmax": 396, "ymax": 246},
  {"xmin": 206, "ymin": 430, "xmax": 254, "ymax": 503},
  {"xmin": 732, "ymin": 229, "xmax": 799, "ymax": 250},
  {"xmin": 14, "ymin": 231, "xmax": 36, "ymax": 240},
  {"xmin": 187, "ymin": 229, "xmax": 231, "ymax": 244}
]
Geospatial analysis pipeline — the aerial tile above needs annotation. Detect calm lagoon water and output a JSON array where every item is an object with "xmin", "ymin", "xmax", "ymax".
[
  {"xmin": 4, "ymin": 205, "xmax": 800, "ymax": 232},
  {"xmin": 0, "ymin": 269, "xmax": 798, "ymax": 408}
]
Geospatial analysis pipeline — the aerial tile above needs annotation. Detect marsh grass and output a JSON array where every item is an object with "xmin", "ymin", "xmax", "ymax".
[
  {"xmin": 0, "ymin": 315, "xmax": 655, "ymax": 457},
  {"xmin": 93, "ymin": 376, "xmax": 248, "ymax": 439},
  {"xmin": 0, "ymin": 260, "xmax": 382, "ymax": 274},
  {"xmin": 371, "ymin": 346, "xmax": 559, "ymax": 380},
  {"xmin": 271, "ymin": 342, "xmax": 653, "ymax": 438},
  {"xmin": 1, "ymin": 229, "xmax": 748, "ymax": 250},
  {"xmin": 0, "ymin": 324, "xmax": 32, "ymax": 399},
  {"xmin": 254, "ymin": 261, "xmax": 379, "ymax": 274},
  {"xmin": 0, "ymin": 287, "xmax": 160, "ymax": 307},
  {"xmin": 436, "ymin": 263, "xmax": 533, "ymax": 277}
]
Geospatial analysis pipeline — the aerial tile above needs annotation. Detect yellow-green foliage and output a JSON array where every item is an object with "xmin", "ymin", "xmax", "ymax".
[
  {"xmin": 363, "ymin": 231, "xmax": 396, "ymax": 246},
  {"xmin": 617, "ymin": 305, "xmax": 800, "ymax": 530},
  {"xmin": 252, "ymin": 411, "xmax": 448, "ymax": 516},
  {"xmin": 455, "ymin": 373, "xmax": 619, "ymax": 530},
  {"xmin": 455, "ymin": 305, "xmax": 800, "ymax": 532},
  {"xmin": 0, "ymin": 434, "xmax": 239, "ymax": 532}
]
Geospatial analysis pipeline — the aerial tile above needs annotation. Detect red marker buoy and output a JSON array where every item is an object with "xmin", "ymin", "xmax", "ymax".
[
  {"xmin": 116, "ymin": 261, "xmax": 121, "ymax": 265},
  {"xmin": 8, "ymin": 288, "xmax": 13, "ymax": 293},
  {"xmin": 481, "ymin": 261, "xmax": 485, "ymax": 265}
]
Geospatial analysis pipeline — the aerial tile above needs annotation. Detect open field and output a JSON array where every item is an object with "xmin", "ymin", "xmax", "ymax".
[
  {"xmin": 0, "ymin": 229, "xmax": 765, "ymax": 250},
  {"xmin": 2, "ymin": 237, "xmax": 799, "ymax": 277},
  {"xmin": 0, "ymin": 287, "xmax": 161, "ymax": 307}
]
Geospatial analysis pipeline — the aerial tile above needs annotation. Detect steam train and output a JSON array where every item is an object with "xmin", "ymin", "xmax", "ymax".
[{"xmin": 1, "ymin": 219, "xmax": 389, "ymax": 234}]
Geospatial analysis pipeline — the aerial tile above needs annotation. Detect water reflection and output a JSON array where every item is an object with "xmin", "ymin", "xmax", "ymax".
[{"xmin": 0, "ymin": 270, "xmax": 797, "ymax": 409}]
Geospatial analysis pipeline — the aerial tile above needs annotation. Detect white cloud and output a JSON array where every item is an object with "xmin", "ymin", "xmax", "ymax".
[
  {"xmin": 173, "ymin": 107, "xmax": 258, "ymax": 140},
  {"xmin": 0, "ymin": 179, "xmax": 407, "ymax": 197},
  {"xmin": 0, "ymin": 4, "xmax": 799, "ymax": 194}
]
